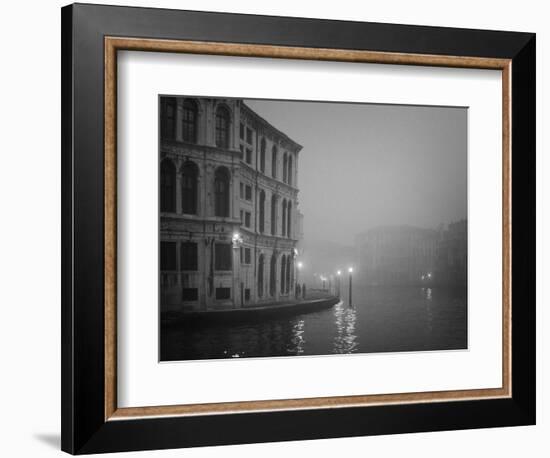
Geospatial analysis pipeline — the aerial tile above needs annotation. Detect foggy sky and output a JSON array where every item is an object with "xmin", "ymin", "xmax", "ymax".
[{"xmin": 246, "ymin": 99, "xmax": 467, "ymax": 246}]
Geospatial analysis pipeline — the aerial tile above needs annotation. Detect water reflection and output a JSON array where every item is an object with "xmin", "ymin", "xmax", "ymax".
[
  {"xmin": 290, "ymin": 319, "xmax": 306, "ymax": 355},
  {"xmin": 333, "ymin": 301, "xmax": 358, "ymax": 354},
  {"xmin": 161, "ymin": 286, "xmax": 467, "ymax": 361}
]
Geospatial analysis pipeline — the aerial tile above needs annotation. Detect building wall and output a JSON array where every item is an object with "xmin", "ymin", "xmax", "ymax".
[
  {"xmin": 355, "ymin": 226, "xmax": 438, "ymax": 286},
  {"xmin": 160, "ymin": 97, "xmax": 303, "ymax": 312}
]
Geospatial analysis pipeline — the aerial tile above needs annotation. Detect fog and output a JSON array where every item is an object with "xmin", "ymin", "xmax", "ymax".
[{"xmin": 245, "ymin": 99, "xmax": 467, "ymax": 248}]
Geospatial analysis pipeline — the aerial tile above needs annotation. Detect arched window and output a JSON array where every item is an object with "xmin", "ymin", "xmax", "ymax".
[
  {"xmin": 269, "ymin": 254, "xmax": 277, "ymax": 297},
  {"xmin": 181, "ymin": 161, "xmax": 198, "ymax": 214},
  {"xmin": 214, "ymin": 167, "xmax": 230, "ymax": 217},
  {"xmin": 182, "ymin": 99, "xmax": 198, "ymax": 143},
  {"xmin": 160, "ymin": 97, "xmax": 176, "ymax": 140},
  {"xmin": 160, "ymin": 159, "xmax": 176, "ymax": 212},
  {"xmin": 271, "ymin": 194, "xmax": 277, "ymax": 236},
  {"xmin": 258, "ymin": 254, "xmax": 265, "ymax": 298},
  {"xmin": 287, "ymin": 201, "xmax": 292, "ymax": 238},
  {"xmin": 280, "ymin": 254, "xmax": 286, "ymax": 294},
  {"xmin": 288, "ymin": 155, "xmax": 293, "ymax": 186},
  {"xmin": 259, "ymin": 190, "xmax": 266, "ymax": 234},
  {"xmin": 281, "ymin": 198, "xmax": 287, "ymax": 237},
  {"xmin": 286, "ymin": 256, "xmax": 292, "ymax": 294},
  {"xmin": 215, "ymin": 105, "xmax": 230, "ymax": 148},
  {"xmin": 260, "ymin": 138, "xmax": 266, "ymax": 173},
  {"xmin": 283, "ymin": 153, "xmax": 288, "ymax": 183},
  {"xmin": 271, "ymin": 146, "xmax": 278, "ymax": 179}
]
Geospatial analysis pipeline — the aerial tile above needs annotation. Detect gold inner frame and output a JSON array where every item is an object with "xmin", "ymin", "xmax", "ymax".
[{"xmin": 104, "ymin": 37, "xmax": 512, "ymax": 421}]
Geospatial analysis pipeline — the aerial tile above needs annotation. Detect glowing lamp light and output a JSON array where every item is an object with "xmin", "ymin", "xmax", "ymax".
[
  {"xmin": 337, "ymin": 270, "xmax": 342, "ymax": 276},
  {"xmin": 231, "ymin": 232, "xmax": 243, "ymax": 247},
  {"xmin": 297, "ymin": 262, "xmax": 303, "ymax": 269},
  {"xmin": 348, "ymin": 267, "xmax": 353, "ymax": 274}
]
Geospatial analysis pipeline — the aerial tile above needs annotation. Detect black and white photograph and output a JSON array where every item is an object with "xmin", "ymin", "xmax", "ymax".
[{"xmin": 159, "ymin": 96, "xmax": 468, "ymax": 361}]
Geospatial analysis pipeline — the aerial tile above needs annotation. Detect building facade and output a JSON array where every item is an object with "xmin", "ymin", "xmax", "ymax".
[
  {"xmin": 355, "ymin": 221, "xmax": 467, "ymax": 287},
  {"xmin": 355, "ymin": 226, "xmax": 438, "ymax": 286},
  {"xmin": 159, "ymin": 97, "xmax": 303, "ymax": 312},
  {"xmin": 434, "ymin": 220, "xmax": 467, "ymax": 286}
]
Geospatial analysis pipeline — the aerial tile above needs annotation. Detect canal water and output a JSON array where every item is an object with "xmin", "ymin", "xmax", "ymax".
[{"xmin": 160, "ymin": 285, "xmax": 467, "ymax": 361}]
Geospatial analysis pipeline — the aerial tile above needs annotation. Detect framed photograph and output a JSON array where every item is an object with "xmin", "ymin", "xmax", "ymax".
[{"xmin": 61, "ymin": 3, "xmax": 535, "ymax": 454}]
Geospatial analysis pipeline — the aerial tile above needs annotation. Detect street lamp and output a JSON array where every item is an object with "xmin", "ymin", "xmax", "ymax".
[
  {"xmin": 336, "ymin": 270, "xmax": 342, "ymax": 298},
  {"xmin": 296, "ymin": 261, "xmax": 303, "ymax": 298},
  {"xmin": 231, "ymin": 232, "xmax": 243, "ymax": 248},
  {"xmin": 348, "ymin": 267, "xmax": 353, "ymax": 306}
]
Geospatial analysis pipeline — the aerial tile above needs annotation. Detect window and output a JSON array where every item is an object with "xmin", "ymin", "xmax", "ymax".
[
  {"xmin": 288, "ymin": 155, "xmax": 293, "ymax": 186},
  {"xmin": 287, "ymin": 201, "xmax": 292, "ymax": 238},
  {"xmin": 240, "ymin": 210, "xmax": 244, "ymax": 224},
  {"xmin": 245, "ymin": 148, "xmax": 252, "ymax": 164},
  {"xmin": 244, "ymin": 288, "xmax": 251, "ymax": 301},
  {"xmin": 271, "ymin": 194, "xmax": 277, "ymax": 236},
  {"xmin": 160, "ymin": 97, "xmax": 176, "ymax": 140},
  {"xmin": 259, "ymin": 190, "xmax": 265, "ymax": 233},
  {"xmin": 244, "ymin": 212, "xmax": 251, "ymax": 228},
  {"xmin": 239, "ymin": 182, "xmax": 244, "ymax": 199},
  {"xmin": 160, "ymin": 159, "xmax": 176, "ymax": 213},
  {"xmin": 215, "ymin": 243, "xmax": 232, "ymax": 271},
  {"xmin": 242, "ymin": 247, "xmax": 251, "ymax": 264},
  {"xmin": 239, "ymin": 122, "xmax": 244, "ymax": 140},
  {"xmin": 181, "ymin": 99, "xmax": 198, "ymax": 143},
  {"xmin": 269, "ymin": 254, "xmax": 277, "ymax": 297},
  {"xmin": 215, "ymin": 106, "xmax": 230, "ymax": 148},
  {"xmin": 245, "ymin": 184, "xmax": 252, "ymax": 201},
  {"xmin": 257, "ymin": 254, "xmax": 264, "ymax": 297},
  {"xmin": 182, "ymin": 288, "xmax": 198, "ymax": 301},
  {"xmin": 286, "ymin": 256, "xmax": 292, "ymax": 294},
  {"xmin": 180, "ymin": 242, "xmax": 198, "ymax": 271},
  {"xmin": 271, "ymin": 146, "xmax": 278, "ymax": 178},
  {"xmin": 215, "ymin": 287, "xmax": 231, "ymax": 300},
  {"xmin": 181, "ymin": 161, "xmax": 198, "ymax": 214},
  {"xmin": 246, "ymin": 127, "xmax": 253, "ymax": 144},
  {"xmin": 160, "ymin": 241, "xmax": 177, "ymax": 271},
  {"xmin": 280, "ymin": 254, "xmax": 286, "ymax": 294},
  {"xmin": 260, "ymin": 138, "xmax": 266, "ymax": 173},
  {"xmin": 214, "ymin": 167, "xmax": 230, "ymax": 217},
  {"xmin": 281, "ymin": 198, "xmax": 287, "ymax": 237},
  {"xmin": 283, "ymin": 153, "xmax": 288, "ymax": 183}
]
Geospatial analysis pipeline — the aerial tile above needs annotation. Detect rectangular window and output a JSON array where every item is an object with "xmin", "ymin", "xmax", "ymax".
[
  {"xmin": 243, "ymin": 247, "xmax": 251, "ymax": 264},
  {"xmin": 160, "ymin": 241, "xmax": 177, "ymax": 271},
  {"xmin": 244, "ymin": 288, "xmax": 251, "ymax": 301},
  {"xmin": 246, "ymin": 127, "xmax": 253, "ymax": 144},
  {"xmin": 245, "ymin": 185, "xmax": 252, "ymax": 201},
  {"xmin": 245, "ymin": 212, "xmax": 251, "ymax": 228},
  {"xmin": 240, "ymin": 210, "xmax": 244, "ymax": 224},
  {"xmin": 245, "ymin": 148, "xmax": 252, "ymax": 164},
  {"xmin": 240, "ymin": 182, "xmax": 244, "ymax": 199},
  {"xmin": 239, "ymin": 122, "xmax": 244, "ymax": 140},
  {"xmin": 180, "ymin": 242, "xmax": 198, "ymax": 271},
  {"xmin": 182, "ymin": 288, "xmax": 198, "ymax": 301},
  {"xmin": 215, "ymin": 243, "xmax": 232, "ymax": 271},
  {"xmin": 215, "ymin": 287, "xmax": 231, "ymax": 300}
]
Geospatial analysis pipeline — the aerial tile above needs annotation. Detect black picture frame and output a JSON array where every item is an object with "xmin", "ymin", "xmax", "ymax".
[{"xmin": 61, "ymin": 3, "xmax": 535, "ymax": 454}]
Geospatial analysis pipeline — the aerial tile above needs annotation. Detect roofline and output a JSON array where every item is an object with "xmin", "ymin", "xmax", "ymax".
[{"xmin": 241, "ymin": 101, "xmax": 303, "ymax": 152}]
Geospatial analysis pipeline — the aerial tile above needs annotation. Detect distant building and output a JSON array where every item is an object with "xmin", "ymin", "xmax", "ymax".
[
  {"xmin": 160, "ymin": 97, "xmax": 303, "ymax": 311},
  {"xmin": 355, "ymin": 226, "xmax": 438, "ymax": 286},
  {"xmin": 434, "ymin": 220, "xmax": 467, "ymax": 286},
  {"xmin": 355, "ymin": 222, "xmax": 467, "ymax": 287}
]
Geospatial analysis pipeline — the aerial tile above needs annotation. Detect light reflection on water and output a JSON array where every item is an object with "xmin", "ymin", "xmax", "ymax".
[{"xmin": 161, "ymin": 286, "xmax": 467, "ymax": 361}]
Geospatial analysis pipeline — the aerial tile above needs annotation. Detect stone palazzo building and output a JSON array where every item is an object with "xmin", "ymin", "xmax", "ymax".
[{"xmin": 159, "ymin": 97, "xmax": 303, "ymax": 312}]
